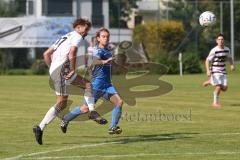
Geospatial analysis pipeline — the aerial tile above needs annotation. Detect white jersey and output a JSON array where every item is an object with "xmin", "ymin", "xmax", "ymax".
[
  {"xmin": 86, "ymin": 46, "xmax": 96, "ymax": 66},
  {"xmin": 207, "ymin": 46, "xmax": 231, "ymax": 75},
  {"xmin": 87, "ymin": 46, "xmax": 95, "ymax": 56},
  {"xmin": 49, "ymin": 31, "xmax": 83, "ymax": 74}
]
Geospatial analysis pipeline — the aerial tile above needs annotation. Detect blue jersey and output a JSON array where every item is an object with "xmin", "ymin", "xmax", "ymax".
[
  {"xmin": 92, "ymin": 46, "xmax": 112, "ymax": 84},
  {"xmin": 88, "ymin": 45, "xmax": 117, "ymax": 101}
]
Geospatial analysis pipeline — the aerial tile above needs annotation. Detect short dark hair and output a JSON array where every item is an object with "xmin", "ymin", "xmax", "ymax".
[
  {"xmin": 216, "ymin": 33, "xmax": 224, "ymax": 39},
  {"xmin": 72, "ymin": 18, "xmax": 91, "ymax": 29}
]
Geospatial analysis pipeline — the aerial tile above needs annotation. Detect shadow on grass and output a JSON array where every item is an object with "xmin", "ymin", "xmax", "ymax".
[
  {"xmin": 104, "ymin": 132, "xmax": 198, "ymax": 144},
  {"xmin": 59, "ymin": 132, "xmax": 198, "ymax": 145},
  {"xmin": 229, "ymin": 104, "xmax": 240, "ymax": 107}
]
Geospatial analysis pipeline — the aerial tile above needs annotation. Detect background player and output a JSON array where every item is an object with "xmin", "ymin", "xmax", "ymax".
[{"xmin": 203, "ymin": 33, "xmax": 235, "ymax": 107}]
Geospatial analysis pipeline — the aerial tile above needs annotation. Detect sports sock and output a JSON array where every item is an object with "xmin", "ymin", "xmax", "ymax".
[
  {"xmin": 110, "ymin": 106, "xmax": 122, "ymax": 128},
  {"xmin": 84, "ymin": 91, "xmax": 95, "ymax": 111},
  {"xmin": 39, "ymin": 106, "xmax": 58, "ymax": 131},
  {"xmin": 213, "ymin": 92, "xmax": 218, "ymax": 104},
  {"xmin": 63, "ymin": 106, "xmax": 81, "ymax": 123}
]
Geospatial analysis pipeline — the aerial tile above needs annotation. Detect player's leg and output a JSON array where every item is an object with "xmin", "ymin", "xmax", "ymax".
[
  {"xmin": 33, "ymin": 95, "xmax": 68, "ymax": 145},
  {"xmin": 87, "ymin": 88, "xmax": 108, "ymax": 125},
  {"xmin": 202, "ymin": 78, "xmax": 211, "ymax": 87},
  {"xmin": 213, "ymin": 85, "xmax": 221, "ymax": 107},
  {"xmin": 72, "ymin": 76, "xmax": 108, "ymax": 124},
  {"xmin": 60, "ymin": 89, "xmax": 107, "ymax": 133},
  {"xmin": 221, "ymin": 86, "xmax": 228, "ymax": 92},
  {"xmin": 212, "ymin": 74, "xmax": 227, "ymax": 107},
  {"xmin": 33, "ymin": 71, "xmax": 69, "ymax": 145},
  {"xmin": 108, "ymin": 93, "xmax": 123, "ymax": 134},
  {"xmin": 40, "ymin": 95, "xmax": 68, "ymax": 130},
  {"xmin": 60, "ymin": 104, "xmax": 89, "ymax": 133},
  {"xmin": 210, "ymin": 74, "xmax": 221, "ymax": 107},
  {"xmin": 88, "ymin": 110, "xmax": 108, "ymax": 125},
  {"xmin": 220, "ymin": 75, "xmax": 228, "ymax": 92},
  {"xmin": 71, "ymin": 75, "xmax": 95, "ymax": 111}
]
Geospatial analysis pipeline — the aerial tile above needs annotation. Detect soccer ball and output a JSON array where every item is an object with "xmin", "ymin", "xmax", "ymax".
[{"xmin": 199, "ymin": 11, "xmax": 216, "ymax": 27}]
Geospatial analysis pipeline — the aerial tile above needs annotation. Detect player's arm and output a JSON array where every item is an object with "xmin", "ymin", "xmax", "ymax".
[
  {"xmin": 65, "ymin": 46, "xmax": 77, "ymax": 79},
  {"xmin": 228, "ymin": 56, "xmax": 235, "ymax": 71},
  {"xmin": 92, "ymin": 57, "xmax": 113, "ymax": 66},
  {"xmin": 43, "ymin": 48, "xmax": 54, "ymax": 68},
  {"xmin": 205, "ymin": 59, "xmax": 211, "ymax": 77},
  {"xmin": 205, "ymin": 50, "xmax": 215, "ymax": 77},
  {"xmin": 91, "ymin": 49, "xmax": 113, "ymax": 66},
  {"xmin": 69, "ymin": 46, "xmax": 77, "ymax": 71}
]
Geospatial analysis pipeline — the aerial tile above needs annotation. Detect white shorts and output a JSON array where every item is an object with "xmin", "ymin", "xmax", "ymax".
[
  {"xmin": 211, "ymin": 74, "xmax": 227, "ymax": 86},
  {"xmin": 50, "ymin": 71, "xmax": 78, "ymax": 96}
]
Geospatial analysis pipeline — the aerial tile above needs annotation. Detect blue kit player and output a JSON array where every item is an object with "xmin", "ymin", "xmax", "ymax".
[{"xmin": 61, "ymin": 27, "xmax": 123, "ymax": 134}]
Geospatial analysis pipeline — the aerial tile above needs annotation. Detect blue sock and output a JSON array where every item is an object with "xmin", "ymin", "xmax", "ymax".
[
  {"xmin": 63, "ymin": 106, "xmax": 81, "ymax": 123},
  {"xmin": 110, "ymin": 106, "xmax": 122, "ymax": 128}
]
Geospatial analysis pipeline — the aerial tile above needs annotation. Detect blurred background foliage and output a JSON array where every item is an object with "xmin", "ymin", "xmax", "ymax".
[{"xmin": 0, "ymin": 0, "xmax": 239, "ymax": 74}]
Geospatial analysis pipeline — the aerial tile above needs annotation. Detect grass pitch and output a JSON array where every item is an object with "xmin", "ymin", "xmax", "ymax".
[{"xmin": 0, "ymin": 72, "xmax": 239, "ymax": 160}]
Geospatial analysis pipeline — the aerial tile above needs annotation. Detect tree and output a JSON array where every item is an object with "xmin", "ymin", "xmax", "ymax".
[
  {"xmin": 133, "ymin": 20, "xmax": 185, "ymax": 58},
  {"xmin": 0, "ymin": 0, "xmax": 32, "ymax": 73},
  {"xmin": 161, "ymin": 0, "xmax": 221, "ymax": 59},
  {"xmin": 0, "ymin": 49, "xmax": 12, "ymax": 74},
  {"xmin": 0, "ymin": 0, "xmax": 24, "ymax": 17},
  {"xmin": 109, "ymin": 0, "xmax": 139, "ymax": 28}
]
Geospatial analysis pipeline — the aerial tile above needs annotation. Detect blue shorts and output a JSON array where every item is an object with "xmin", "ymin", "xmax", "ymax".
[{"xmin": 84, "ymin": 80, "xmax": 118, "ymax": 104}]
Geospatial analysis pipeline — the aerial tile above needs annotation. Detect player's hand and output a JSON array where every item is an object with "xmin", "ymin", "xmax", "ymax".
[
  {"xmin": 230, "ymin": 65, "xmax": 235, "ymax": 71},
  {"xmin": 64, "ymin": 70, "xmax": 75, "ymax": 80},
  {"xmin": 206, "ymin": 70, "xmax": 211, "ymax": 77},
  {"xmin": 103, "ymin": 57, "xmax": 113, "ymax": 64}
]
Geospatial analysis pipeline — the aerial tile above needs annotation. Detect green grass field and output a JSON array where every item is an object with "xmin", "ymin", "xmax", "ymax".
[{"xmin": 0, "ymin": 72, "xmax": 240, "ymax": 160}]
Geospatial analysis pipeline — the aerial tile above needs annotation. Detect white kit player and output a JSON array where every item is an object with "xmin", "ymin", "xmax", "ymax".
[{"xmin": 203, "ymin": 34, "xmax": 235, "ymax": 107}]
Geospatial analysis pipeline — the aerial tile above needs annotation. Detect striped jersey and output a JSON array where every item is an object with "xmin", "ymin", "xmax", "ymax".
[{"xmin": 207, "ymin": 46, "xmax": 231, "ymax": 75}]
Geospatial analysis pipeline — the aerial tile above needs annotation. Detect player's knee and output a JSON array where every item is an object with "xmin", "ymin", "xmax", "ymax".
[
  {"xmin": 56, "ymin": 100, "xmax": 67, "ymax": 111},
  {"xmin": 117, "ymin": 99, "xmax": 123, "ymax": 107},
  {"xmin": 221, "ymin": 86, "xmax": 228, "ymax": 91},
  {"xmin": 80, "ymin": 106, "xmax": 89, "ymax": 113},
  {"xmin": 85, "ymin": 82, "xmax": 92, "ymax": 90}
]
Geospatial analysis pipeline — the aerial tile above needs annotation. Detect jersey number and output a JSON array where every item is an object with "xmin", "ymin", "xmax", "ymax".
[{"xmin": 53, "ymin": 36, "xmax": 67, "ymax": 52}]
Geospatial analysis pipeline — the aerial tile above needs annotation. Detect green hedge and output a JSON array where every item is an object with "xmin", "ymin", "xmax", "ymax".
[
  {"xmin": 157, "ymin": 53, "xmax": 179, "ymax": 74},
  {"xmin": 183, "ymin": 52, "xmax": 202, "ymax": 74},
  {"xmin": 133, "ymin": 20, "xmax": 185, "ymax": 58},
  {"xmin": 6, "ymin": 69, "xmax": 31, "ymax": 75},
  {"xmin": 157, "ymin": 52, "xmax": 202, "ymax": 74},
  {"xmin": 30, "ymin": 60, "xmax": 48, "ymax": 75}
]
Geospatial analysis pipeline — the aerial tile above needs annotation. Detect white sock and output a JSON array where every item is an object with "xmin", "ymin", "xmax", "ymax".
[
  {"xmin": 39, "ymin": 106, "xmax": 57, "ymax": 131},
  {"xmin": 213, "ymin": 92, "xmax": 218, "ymax": 104},
  {"xmin": 84, "ymin": 90, "xmax": 95, "ymax": 111}
]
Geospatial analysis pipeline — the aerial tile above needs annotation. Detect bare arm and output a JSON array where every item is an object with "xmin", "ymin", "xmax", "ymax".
[
  {"xmin": 64, "ymin": 46, "xmax": 78, "ymax": 80},
  {"xmin": 228, "ymin": 57, "xmax": 235, "ymax": 71},
  {"xmin": 205, "ymin": 59, "xmax": 211, "ymax": 77},
  {"xmin": 92, "ymin": 57, "xmax": 113, "ymax": 66},
  {"xmin": 69, "ymin": 46, "xmax": 78, "ymax": 71},
  {"xmin": 43, "ymin": 48, "xmax": 54, "ymax": 68}
]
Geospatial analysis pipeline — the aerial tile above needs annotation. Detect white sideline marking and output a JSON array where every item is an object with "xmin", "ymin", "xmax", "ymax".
[
  {"xmin": 2, "ymin": 142, "xmax": 121, "ymax": 160},
  {"xmin": 1, "ymin": 155, "xmax": 23, "ymax": 160},
  {"xmin": 22, "ymin": 151, "xmax": 240, "ymax": 159},
  {"xmin": 200, "ymin": 132, "xmax": 240, "ymax": 136},
  {"xmin": 2, "ymin": 132, "xmax": 240, "ymax": 160}
]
